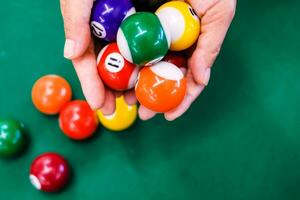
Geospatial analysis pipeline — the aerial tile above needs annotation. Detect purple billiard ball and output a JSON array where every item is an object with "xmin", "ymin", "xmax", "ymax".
[{"xmin": 91, "ymin": 0, "xmax": 136, "ymax": 42}]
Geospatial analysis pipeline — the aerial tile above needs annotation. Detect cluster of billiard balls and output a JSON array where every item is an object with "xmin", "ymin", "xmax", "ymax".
[
  {"xmin": 0, "ymin": 0, "xmax": 201, "ymax": 193},
  {"xmin": 0, "ymin": 74, "xmax": 139, "ymax": 192},
  {"xmin": 92, "ymin": 0, "xmax": 200, "ymax": 112},
  {"xmin": 0, "ymin": 74, "xmax": 140, "ymax": 193}
]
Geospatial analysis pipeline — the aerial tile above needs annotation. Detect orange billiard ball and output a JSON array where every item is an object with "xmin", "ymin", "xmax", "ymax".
[
  {"xmin": 135, "ymin": 61, "xmax": 186, "ymax": 113},
  {"xmin": 32, "ymin": 75, "xmax": 72, "ymax": 115}
]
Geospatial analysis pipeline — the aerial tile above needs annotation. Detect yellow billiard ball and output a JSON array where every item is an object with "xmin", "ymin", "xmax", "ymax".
[
  {"xmin": 97, "ymin": 96, "xmax": 137, "ymax": 131},
  {"xmin": 156, "ymin": 1, "xmax": 201, "ymax": 51}
]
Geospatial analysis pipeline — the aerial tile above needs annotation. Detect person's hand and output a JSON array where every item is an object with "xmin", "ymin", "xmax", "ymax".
[
  {"xmin": 139, "ymin": 0, "xmax": 236, "ymax": 121},
  {"xmin": 60, "ymin": 0, "xmax": 137, "ymax": 115}
]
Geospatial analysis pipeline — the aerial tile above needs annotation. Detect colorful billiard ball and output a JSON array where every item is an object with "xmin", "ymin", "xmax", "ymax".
[
  {"xmin": 32, "ymin": 75, "xmax": 72, "ymax": 115},
  {"xmin": 97, "ymin": 96, "xmax": 137, "ymax": 131},
  {"xmin": 29, "ymin": 153, "xmax": 70, "ymax": 192},
  {"xmin": 97, "ymin": 43, "xmax": 139, "ymax": 91},
  {"xmin": 135, "ymin": 61, "xmax": 186, "ymax": 113},
  {"xmin": 163, "ymin": 52, "xmax": 188, "ymax": 69},
  {"xmin": 156, "ymin": 1, "xmax": 200, "ymax": 51},
  {"xmin": 59, "ymin": 100, "xmax": 98, "ymax": 140},
  {"xmin": 0, "ymin": 119, "xmax": 26, "ymax": 157},
  {"xmin": 91, "ymin": 0, "xmax": 136, "ymax": 41},
  {"xmin": 117, "ymin": 12, "xmax": 170, "ymax": 66}
]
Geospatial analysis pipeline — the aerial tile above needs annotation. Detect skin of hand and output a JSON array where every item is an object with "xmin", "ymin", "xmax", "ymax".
[
  {"xmin": 60, "ymin": 0, "xmax": 236, "ymax": 120},
  {"xmin": 60, "ymin": 0, "xmax": 136, "ymax": 115}
]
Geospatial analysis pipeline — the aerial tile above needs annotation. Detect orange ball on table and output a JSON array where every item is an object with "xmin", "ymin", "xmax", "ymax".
[{"xmin": 32, "ymin": 75, "xmax": 72, "ymax": 115}]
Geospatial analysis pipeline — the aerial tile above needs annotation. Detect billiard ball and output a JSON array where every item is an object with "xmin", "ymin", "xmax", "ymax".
[
  {"xmin": 97, "ymin": 43, "xmax": 139, "ymax": 91},
  {"xmin": 156, "ymin": 1, "xmax": 200, "ymax": 51},
  {"xmin": 117, "ymin": 12, "xmax": 170, "ymax": 66},
  {"xmin": 97, "ymin": 96, "xmax": 137, "ymax": 131},
  {"xmin": 59, "ymin": 100, "xmax": 98, "ymax": 140},
  {"xmin": 0, "ymin": 119, "xmax": 26, "ymax": 157},
  {"xmin": 163, "ymin": 52, "xmax": 188, "ymax": 69},
  {"xmin": 32, "ymin": 75, "xmax": 72, "ymax": 115},
  {"xmin": 91, "ymin": 0, "xmax": 136, "ymax": 42},
  {"xmin": 29, "ymin": 153, "xmax": 70, "ymax": 192},
  {"xmin": 135, "ymin": 61, "xmax": 186, "ymax": 112}
]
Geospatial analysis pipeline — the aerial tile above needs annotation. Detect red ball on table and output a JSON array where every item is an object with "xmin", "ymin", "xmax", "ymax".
[
  {"xmin": 59, "ymin": 100, "xmax": 98, "ymax": 140},
  {"xmin": 29, "ymin": 153, "xmax": 70, "ymax": 192}
]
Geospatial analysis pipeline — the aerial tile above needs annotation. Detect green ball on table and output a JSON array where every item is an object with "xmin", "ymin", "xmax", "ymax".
[{"xmin": 0, "ymin": 119, "xmax": 26, "ymax": 157}]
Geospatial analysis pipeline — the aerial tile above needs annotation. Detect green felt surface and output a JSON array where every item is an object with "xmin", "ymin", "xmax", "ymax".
[{"xmin": 1, "ymin": 0, "xmax": 300, "ymax": 199}]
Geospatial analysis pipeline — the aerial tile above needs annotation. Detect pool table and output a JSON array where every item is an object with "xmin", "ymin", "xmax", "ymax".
[{"xmin": 0, "ymin": 0, "xmax": 300, "ymax": 199}]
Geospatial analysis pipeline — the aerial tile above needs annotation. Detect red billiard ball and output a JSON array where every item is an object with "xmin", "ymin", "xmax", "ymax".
[
  {"xmin": 163, "ymin": 52, "xmax": 188, "ymax": 69},
  {"xmin": 97, "ymin": 43, "xmax": 139, "ymax": 91},
  {"xmin": 29, "ymin": 153, "xmax": 70, "ymax": 192},
  {"xmin": 59, "ymin": 100, "xmax": 98, "ymax": 140}
]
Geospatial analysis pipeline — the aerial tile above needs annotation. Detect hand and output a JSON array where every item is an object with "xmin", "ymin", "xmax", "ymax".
[
  {"xmin": 60, "ymin": 0, "xmax": 136, "ymax": 115},
  {"xmin": 139, "ymin": 0, "xmax": 236, "ymax": 121}
]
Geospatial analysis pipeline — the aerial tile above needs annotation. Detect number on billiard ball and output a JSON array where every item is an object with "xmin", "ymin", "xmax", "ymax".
[
  {"xmin": 156, "ymin": 1, "xmax": 201, "ymax": 51},
  {"xmin": 91, "ymin": 0, "xmax": 136, "ymax": 42},
  {"xmin": 97, "ymin": 43, "xmax": 139, "ymax": 91}
]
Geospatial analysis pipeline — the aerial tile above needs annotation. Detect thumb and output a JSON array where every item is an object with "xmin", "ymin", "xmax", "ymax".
[{"xmin": 60, "ymin": 0, "xmax": 94, "ymax": 59}]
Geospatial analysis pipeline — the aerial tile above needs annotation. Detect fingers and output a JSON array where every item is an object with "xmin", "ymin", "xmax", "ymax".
[
  {"xmin": 138, "ymin": 106, "xmax": 157, "ymax": 120},
  {"xmin": 165, "ymin": 68, "xmax": 205, "ymax": 121},
  {"xmin": 73, "ymin": 43, "xmax": 105, "ymax": 110},
  {"xmin": 60, "ymin": 0, "xmax": 94, "ymax": 59},
  {"xmin": 188, "ymin": 0, "xmax": 236, "ymax": 85},
  {"xmin": 99, "ymin": 89, "xmax": 116, "ymax": 115},
  {"xmin": 124, "ymin": 90, "xmax": 138, "ymax": 105},
  {"xmin": 165, "ymin": 84, "xmax": 205, "ymax": 121},
  {"xmin": 164, "ymin": 95, "xmax": 193, "ymax": 121}
]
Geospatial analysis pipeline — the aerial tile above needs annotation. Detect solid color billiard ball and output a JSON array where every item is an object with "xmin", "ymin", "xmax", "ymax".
[
  {"xmin": 156, "ymin": 1, "xmax": 200, "ymax": 51},
  {"xmin": 91, "ymin": 0, "xmax": 136, "ymax": 41},
  {"xmin": 0, "ymin": 119, "xmax": 26, "ymax": 157},
  {"xmin": 135, "ymin": 61, "xmax": 186, "ymax": 112},
  {"xmin": 32, "ymin": 75, "xmax": 72, "ymax": 115},
  {"xmin": 59, "ymin": 100, "xmax": 98, "ymax": 140},
  {"xmin": 97, "ymin": 43, "xmax": 139, "ymax": 91},
  {"xmin": 97, "ymin": 96, "xmax": 137, "ymax": 131},
  {"xmin": 29, "ymin": 153, "xmax": 70, "ymax": 192},
  {"xmin": 117, "ymin": 12, "xmax": 170, "ymax": 66},
  {"xmin": 163, "ymin": 52, "xmax": 188, "ymax": 69}
]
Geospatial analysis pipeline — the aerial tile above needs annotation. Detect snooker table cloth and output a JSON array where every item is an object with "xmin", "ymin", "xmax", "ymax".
[{"xmin": 1, "ymin": 0, "xmax": 300, "ymax": 199}]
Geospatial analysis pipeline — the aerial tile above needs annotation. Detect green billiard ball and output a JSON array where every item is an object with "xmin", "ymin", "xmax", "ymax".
[
  {"xmin": 117, "ymin": 12, "xmax": 170, "ymax": 66},
  {"xmin": 0, "ymin": 119, "xmax": 26, "ymax": 157}
]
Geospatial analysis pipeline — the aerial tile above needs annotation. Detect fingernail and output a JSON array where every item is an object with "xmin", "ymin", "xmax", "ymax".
[
  {"xmin": 64, "ymin": 39, "xmax": 75, "ymax": 59},
  {"xmin": 202, "ymin": 68, "xmax": 211, "ymax": 86}
]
